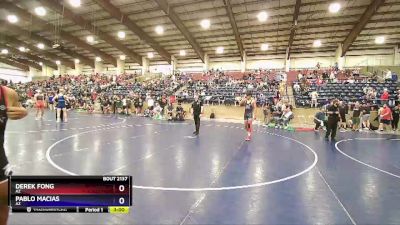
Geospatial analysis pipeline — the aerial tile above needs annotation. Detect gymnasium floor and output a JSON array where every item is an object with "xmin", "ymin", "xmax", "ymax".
[{"xmin": 5, "ymin": 111, "xmax": 400, "ymax": 225}]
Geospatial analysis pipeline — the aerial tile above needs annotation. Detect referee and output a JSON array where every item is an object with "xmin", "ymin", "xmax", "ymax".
[
  {"xmin": 325, "ymin": 99, "xmax": 340, "ymax": 141},
  {"xmin": 191, "ymin": 95, "xmax": 204, "ymax": 135}
]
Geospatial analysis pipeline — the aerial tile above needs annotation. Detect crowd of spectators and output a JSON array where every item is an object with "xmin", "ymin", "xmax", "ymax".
[
  {"xmin": 5, "ymin": 68, "xmax": 295, "ymax": 127},
  {"xmin": 6, "ymin": 72, "xmax": 189, "ymax": 121},
  {"xmin": 314, "ymin": 100, "xmax": 399, "ymax": 133},
  {"xmin": 178, "ymin": 69, "xmax": 285, "ymax": 105},
  {"xmin": 293, "ymin": 67, "xmax": 399, "ymax": 107},
  {"xmin": 176, "ymin": 69, "xmax": 294, "ymax": 128}
]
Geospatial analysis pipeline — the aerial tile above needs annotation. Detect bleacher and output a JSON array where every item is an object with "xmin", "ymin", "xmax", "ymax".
[
  {"xmin": 178, "ymin": 82, "xmax": 277, "ymax": 106},
  {"xmin": 294, "ymin": 81, "xmax": 399, "ymax": 107}
]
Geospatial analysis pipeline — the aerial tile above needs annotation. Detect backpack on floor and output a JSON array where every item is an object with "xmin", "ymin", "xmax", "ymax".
[
  {"xmin": 210, "ymin": 109, "xmax": 215, "ymax": 119},
  {"xmin": 210, "ymin": 112, "xmax": 215, "ymax": 119}
]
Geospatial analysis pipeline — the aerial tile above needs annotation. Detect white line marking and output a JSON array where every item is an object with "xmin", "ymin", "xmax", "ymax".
[
  {"xmin": 184, "ymin": 136, "xmax": 197, "ymax": 139},
  {"xmin": 132, "ymin": 133, "xmax": 318, "ymax": 191},
  {"xmin": 335, "ymin": 139, "xmax": 400, "ymax": 179},
  {"xmin": 46, "ymin": 121, "xmax": 318, "ymax": 191},
  {"xmin": 46, "ymin": 126, "xmax": 126, "ymax": 176},
  {"xmin": 7, "ymin": 117, "xmax": 126, "ymax": 134},
  {"xmin": 316, "ymin": 170, "xmax": 357, "ymax": 225},
  {"xmin": 354, "ymin": 137, "xmax": 386, "ymax": 140},
  {"xmin": 179, "ymin": 193, "xmax": 206, "ymax": 225}
]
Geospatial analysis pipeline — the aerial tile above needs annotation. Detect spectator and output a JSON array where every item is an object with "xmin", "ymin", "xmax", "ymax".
[
  {"xmin": 262, "ymin": 102, "xmax": 272, "ymax": 125},
  {"xmin": 310, "ymin": 91, "xmax": 318, "ymax": 108},
  {"xmin": 392, "ymin": 103, "xmax": 399, "ymax": 131},
  {"xmin": 297, "ymin": 71, "xmax": 303, "ymax": 81},
  {"xmin": 352, "ymin": 102, "xmax": 362, "ymax": 131},
  {"xmin": 175, "ymin": 103, "xmax": 185, "ymax": 121},
  {"xmin": 153, "ymin": 103, "xmax": 163, "ymax": 119},
  {"xmin": 329, "ymin": 70, "xmax": 335, "ymax": 82},
  {"xmin": 314, "ymin": 107, "xmax": 326, "ymax": 131},
  {"xmin": 277, "ymin": 105, "xmax": 293, "ymax": 128},
  {"xmin": 137, "ymin": 97, "xmax": 144, "ymax": 115},
  {"xmin": 338, "ymin": 101, "xmax": 348, "ymax": 132},
  {"xmin": 147, "ymin": 96, "xmax": 154, "ymax": 111},
  {"xmin": 361, "ymin": 103, "xmax": 371, "ymax": 130},
  {"xmin": 385, "ymin": 69, "xmax": 392, "ymax": 81},
  {"xmin": 166, "ymin": 103, "xmax": 174, "ymax": 121},
  {"xmin": 379, "ymin": 104, "xmax": 392, "ymax": 132},
  {"xmin": 293, "ymin": 83, "xmax": 301, "ymax": 93},
  {"xmin": 380, "ymin": 88, "xmax": 389, "ymax": 105},
  {"xmin": 397, "ymin": 90, "xmax": 400, "ymax": 105}
]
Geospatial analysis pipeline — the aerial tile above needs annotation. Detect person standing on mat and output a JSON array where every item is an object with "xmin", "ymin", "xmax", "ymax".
[
  {"xmin": 0, "ymin": 85, "xmax": 28, "ymax": 225},
  {"xmin": 34, "ymin": 89, "xmax": 45, "ymax": 120},
  {"xmin": 191, "ymin": 95, "xmax": 203, "ymax": 135},
  {"xmin": 241, "ymin": 91, "xmax": 257, "ymax": 141},
  {"xmin": 54, "ymin": 90, "xmax": 68, "ymax": 123},
  {"xmin": 392, "ymin": 103, "xmax": 399, "ymax": 131},
  {"xmin": 325, "ymin": 99, "xmax": 340, "ymax": 141}
]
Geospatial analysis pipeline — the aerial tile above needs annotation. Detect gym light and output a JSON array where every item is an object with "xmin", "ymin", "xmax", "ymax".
[
  {"xmin": 179, "ymin": 50, "xmax": 186, "ymax": 56},
  {"xmin": 37, "ymin": 43, "xmax": 45, "ymax": 49},
  {"xmin": 261, "ymin": 43, "xmax": 269, "ymax": 51},
  {"xmin": 56, "ymin": 60, "xmax": 61, "ymax": 65},
  {"xmin": 375, "ymin": 36, "xmax": 385, "ymax": 44},
  {"xmin": 86, "ymin": 35, "xmax": 94, "ymax": 43},
  {"xmin": 216, "ymin": 47, "xmax": 224, "ymax": 54},
  {"xmin": 39, "ymin": 62, "xmax": 43, "ymax": 66},
  {"xmin": 95, "ymin": 57, "xmax": 102, "ymax": 62},
  {"xmin": 7, "ymin": 15, "xmax": 18, "ymax": 23},
  {"xmin": 313, "ymin": 39, "xmax": 322, "ymax": 47},
  {"xmin": 155, "ymin": 26, "xmax": 164, "ymax": 35},
  {"xmin": 257, "ymin": 11, "xmax": 268, "ymax": 22},
  {"xmin": 147, "ymin": 52, "xmax": 154, "ymax": 58},
  {"xmin": 119, "ymin": 55, "xmax": 126, "ymax": 60},
  {"xmin": 329, "ymin": 3, "xmax": 341, "ymax": 13},
  {"xmin": 34, "ymin": 6, "xmax": 47, "ymax": 16},
  {"xmin": 74, "ymin": 59, "xmax": 80, "ymax": 64},
  {"xmin": 200, "ymin": 19, "xmax": 211, "ymax": 29},
  {"xmin": 1, "ymin": 49, "xmax": 8, "ymax": 54},
  {"xmin": 117, "ymin": 31, "xmax": 126, "ymax": 39},
  {"xmin": 19, "ymin": 46, "xmax": 26, "ymax": 52},
  {"xmin": 69, "ymin": 0, "xmax": 81, "ymax": 7}
]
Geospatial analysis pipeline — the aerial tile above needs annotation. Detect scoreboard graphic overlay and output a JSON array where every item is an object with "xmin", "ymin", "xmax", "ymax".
[{"xmin": 9, "ymin": 176, "xmax": 132, "ymax": 213}]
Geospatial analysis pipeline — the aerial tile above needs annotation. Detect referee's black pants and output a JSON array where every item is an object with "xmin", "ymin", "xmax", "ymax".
[
  {"xmin": 325, "ymin": 121, "xmax": 338, "ymax": 139},
  {"xmin": 194, "ymin": 114, "xmax": 200, "ymax": 134}
]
